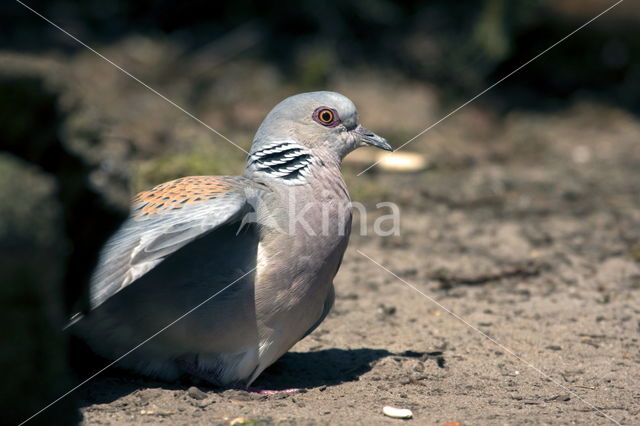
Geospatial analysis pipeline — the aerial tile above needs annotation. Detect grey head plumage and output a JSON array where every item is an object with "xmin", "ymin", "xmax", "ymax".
[{"xmin": 245, "ymin": 91, "xmax": 391, "ymax": 185}]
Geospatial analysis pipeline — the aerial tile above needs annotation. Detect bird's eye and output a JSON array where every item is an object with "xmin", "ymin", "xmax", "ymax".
[
  {"xmin": 319, "ymin": 109, "xmax": 333, "ymax": 123},
  {"xmin": 313, "ymin": 107, "xmax": 340, "ymax": 127}
]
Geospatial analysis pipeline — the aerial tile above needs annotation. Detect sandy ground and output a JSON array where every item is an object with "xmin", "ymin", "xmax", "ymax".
[{"xmin": 72, "ymin": 101, "xmax": 640, "ymax": 425}]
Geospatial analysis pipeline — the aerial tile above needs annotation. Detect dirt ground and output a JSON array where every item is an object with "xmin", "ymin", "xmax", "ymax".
[{"xmin": 74, "ymin": 100, "xmax": 640, "ymax": 425}]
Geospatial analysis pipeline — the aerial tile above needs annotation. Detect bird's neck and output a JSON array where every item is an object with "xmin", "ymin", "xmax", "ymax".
[{"xmin": 244, "ymin": 141, "xmax": 342, "ymax": 187}]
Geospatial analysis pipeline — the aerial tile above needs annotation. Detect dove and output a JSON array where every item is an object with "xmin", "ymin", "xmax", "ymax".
[{"xmin": 72, "ymin": 91, "xmax": 391, "ymax": 388}]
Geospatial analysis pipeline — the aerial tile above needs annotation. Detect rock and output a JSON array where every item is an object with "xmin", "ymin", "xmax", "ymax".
[{"xmin": 187, "ymin": 386, "xmax": 208, "ymax": 401}]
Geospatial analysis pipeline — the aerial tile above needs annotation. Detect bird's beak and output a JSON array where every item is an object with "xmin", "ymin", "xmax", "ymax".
[{"xmin": 353, "ymin": 125, "xmax": 392, "ymax": 151}]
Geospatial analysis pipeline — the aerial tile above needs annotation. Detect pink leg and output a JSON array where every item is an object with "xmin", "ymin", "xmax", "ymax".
[{"xmin": 245, "ymin": 387, "xmax": 301, "ymax": 395}]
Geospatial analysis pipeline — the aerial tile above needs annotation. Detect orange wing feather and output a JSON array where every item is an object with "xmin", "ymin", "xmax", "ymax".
[{"xmin": 132, "ymin": 176, "xmax": 240, "ymax": 218}]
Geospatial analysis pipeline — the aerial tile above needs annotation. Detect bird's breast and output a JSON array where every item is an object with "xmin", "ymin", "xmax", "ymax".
[{"xmin": 254, "ymin": 169, "xmax": 351, "ymax": 310}]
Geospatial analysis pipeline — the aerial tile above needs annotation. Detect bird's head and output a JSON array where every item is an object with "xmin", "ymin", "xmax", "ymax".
[{"xmin": 251, "ymin": 91, "xmax": 391, "ymax": 161}]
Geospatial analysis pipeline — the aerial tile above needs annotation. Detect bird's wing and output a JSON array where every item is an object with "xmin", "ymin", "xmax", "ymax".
[{"xmin": 89, "ymin": 176, "xmax": 267, "ymax": 309}]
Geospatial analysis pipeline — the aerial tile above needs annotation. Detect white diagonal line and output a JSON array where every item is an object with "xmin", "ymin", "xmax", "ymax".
[
  {"xmin": 357, "ymin": 0, "xmax": 625, "ymax": 176},
  {"xmin": 19, "ymin": 266, "xmax": 256, "ymax": 426},
  {"xmin": 15, "ymin": 0, "xmax": 248, "ymax": 155},
  {"xmin": 356, "ymin": 249, "xmax": 622, "ymax": 425}
]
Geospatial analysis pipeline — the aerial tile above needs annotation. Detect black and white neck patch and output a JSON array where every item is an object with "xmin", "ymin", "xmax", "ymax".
[{"xmin": 248, "ymin": 141, "xmax": 314, "ymax": 185}]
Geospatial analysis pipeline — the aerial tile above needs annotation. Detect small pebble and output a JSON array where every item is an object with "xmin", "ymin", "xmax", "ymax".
[
  {"xmin": 187, "ymin": 386, "xmax": 208, "ymax": 400},
  {"xmin": 383, "ymin": 406, "xmax": 413, "ymax": 419}
]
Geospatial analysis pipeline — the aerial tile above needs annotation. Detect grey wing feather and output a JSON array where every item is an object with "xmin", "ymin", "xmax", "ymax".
[{"xmin": 89, "ymin": 183, "xmax": 262, "ymax": 309}]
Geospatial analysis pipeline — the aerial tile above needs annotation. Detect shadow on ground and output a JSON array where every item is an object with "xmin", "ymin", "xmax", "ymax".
[
  {"xmin": 256, "ymin": 348, "xmax": 393, "ymax": 390},
  {"xmin": 77, "ymin": 348, "xmax": 396, "ymax": 405}
]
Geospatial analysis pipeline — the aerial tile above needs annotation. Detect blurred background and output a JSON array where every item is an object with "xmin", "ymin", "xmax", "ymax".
[{"xmin": 1, "ymin": 0, "xmax": 638, "ymax": 424}]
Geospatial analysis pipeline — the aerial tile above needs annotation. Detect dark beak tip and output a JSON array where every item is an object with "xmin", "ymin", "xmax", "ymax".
[
  {"xmin": 354, "ymin": 125, "xmax": 392, "ymax": 151},
  {"xmin": 371, "ymin": 137, "xmax": 393, "ymax": 152}
]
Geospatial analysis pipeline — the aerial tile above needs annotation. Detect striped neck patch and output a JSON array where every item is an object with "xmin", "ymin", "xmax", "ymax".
[{"xmin": 247, "ymin": 141, "xmax": 314, "ymax": 185}]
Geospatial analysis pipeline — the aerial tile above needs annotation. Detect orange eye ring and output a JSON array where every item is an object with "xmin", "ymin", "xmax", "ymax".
[
  {"xmin": 319, "ymin": 109, "xmax": 334, "ymax": 123},
  {"xmin": 313, "ymin": 107, "xmax": 340, "ymax": 127}
]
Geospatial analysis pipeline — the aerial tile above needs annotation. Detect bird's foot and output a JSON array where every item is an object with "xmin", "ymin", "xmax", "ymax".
[{"xmin": 245, "ymin": 387, "xmax": 301, "ymax": 395}]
